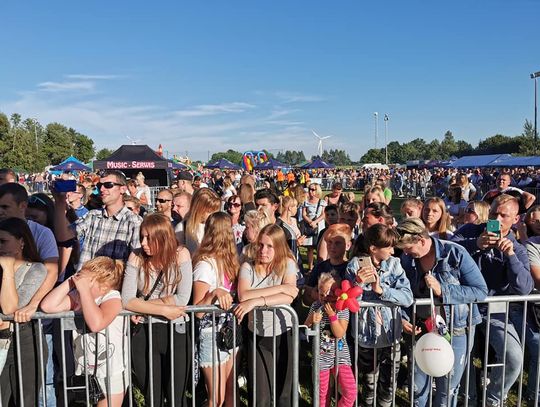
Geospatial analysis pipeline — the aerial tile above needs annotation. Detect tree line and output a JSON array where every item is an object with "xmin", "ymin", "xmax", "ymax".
[
  {"xmin": 0, "ymin": 112, "xmax": 115, "ymax": 173},
  {"xmin": 1, "ymin": 110, "xmax": 535, "ymax": 172},
  {"xmin": 360, "ymin": 120, "xmax": 537, "ymax": 164}
]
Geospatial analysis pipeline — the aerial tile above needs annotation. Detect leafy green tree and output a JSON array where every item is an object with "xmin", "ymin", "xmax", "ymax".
[
  {"xmin": 277, "ymin": 150, "xmax": 306, "ymax": 165},
  {"xmin": 0, "ymin": 113, "xmax": 10, "ymax": 140},
  {"xmin": 70, "ymin": 129, "xmax": 95, "ymax": 162},
  {"xmin": 517, "ymin": 119, "xmax": 536, "ymax": 155},
  {"xmin": 41, "ymin": 123, "xmax": 74, "ymax": 164},
  {"xmin": 360, "ymin": 148, "xmax": 385, "ymax": 164},
  {"xmin": 440, "ymin": 131, "xmax": 458, "ymax": 158},
  {"xmin": 318, "ymin": 149, "xmax": 352, "ymax": 166},
  {"xmin": 96, "ymin": 148, "xmax": 114, "ymax": 160},
  {"xmin": 476, "ymin": 134, "xmax": 518, "ymax": 155},
  {"xmin": 210, "ymin": 149, "xmax": 244, "ymax": 165}
]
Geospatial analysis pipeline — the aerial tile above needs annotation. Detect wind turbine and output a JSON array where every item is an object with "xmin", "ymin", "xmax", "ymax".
[{"xmin": 312, "ymin": 130, "xmax": 332, "ymax": 157}]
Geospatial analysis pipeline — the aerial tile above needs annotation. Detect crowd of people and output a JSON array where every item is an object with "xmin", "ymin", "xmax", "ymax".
[{"xmin": 0, "ymin": 164, "xmax": 539, "ymax": 407}]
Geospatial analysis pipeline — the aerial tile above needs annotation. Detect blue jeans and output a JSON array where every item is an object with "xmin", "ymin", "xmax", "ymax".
[
  {"xmin": 509, "ymin": 307, "xmax": 540, "ymax": 401},
  {"xmin": 414, "ymin": 330, "xmax": 471, "ymax": 407},
  {"xmin": 38, "ymin": 333, "xmax": 56, "ymax": 407},
  {"xmin": 482, "ymin": 313, "xmax": 523, "ymax": 406}
]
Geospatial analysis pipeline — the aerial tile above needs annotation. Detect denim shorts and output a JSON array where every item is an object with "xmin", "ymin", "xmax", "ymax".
[{"xmin": 198, "ymin": 328, "xmax": 237, "ymax": 368}]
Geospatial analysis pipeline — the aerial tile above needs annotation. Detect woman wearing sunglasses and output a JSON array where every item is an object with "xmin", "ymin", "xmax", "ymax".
[
  {"xmin": 460, "ymin": 201, "xmax": 490, "ymax": 228},
  {"xmin": 301, "ymin": 183, "xmax": 326, "ymax": 271},
  {"xmin": 226, "ymin": 195, "xmax": 245, "ymax": 250}
]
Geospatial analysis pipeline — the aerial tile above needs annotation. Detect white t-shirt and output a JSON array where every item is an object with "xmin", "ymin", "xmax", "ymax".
[
  {"xmin": 27, "ymin": 220, "xmax": 59, "ymax": 260},
  {"xmin": 527, "ymin": 236, "xmax": 540, "ymax": 268},
  {"xmin": 72, "ymin": 290, "xmax": 128, "ymax": 378},
  {"xmin": 193, "ymin": 258, "xmax": 233, "ymax": 331},
  {"xmin": 175, "ymin": 221, "xmax": 205, "ymax": 256}
]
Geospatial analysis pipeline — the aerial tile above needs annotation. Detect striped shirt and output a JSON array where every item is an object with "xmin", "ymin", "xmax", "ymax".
[
  {"xmin": 308, "ymin": 302, "xmax": 351, "ymax": 369},
  {"xmin": 75, "ymin": 206, "xmax": 142, "ymax": 270}
]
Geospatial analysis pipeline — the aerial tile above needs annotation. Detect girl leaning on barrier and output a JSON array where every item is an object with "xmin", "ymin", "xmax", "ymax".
[
  {"xmin": 0, "ymin": 217, "xmax": 47, "ymax": 406},
  {"xmin": 192, "ymin": 212, "xmax": 240, "ymax": 407},
  {"xmin": 234, "ymin": 224, "xmax": 299, "ymax": 407},
  {"xmin": 41, "ymin": 256, "xmax": 127, "ymax": 407},
  {"xmin": 121, "ymin": 213, "xmax": 192, "ymax": 407},
  {"xmin": 396, "ymin": 217, "xmax": 488, "ymax": 407}
]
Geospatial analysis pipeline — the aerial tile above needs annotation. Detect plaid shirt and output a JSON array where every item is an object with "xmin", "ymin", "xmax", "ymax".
[{"xmin": 75, "ymin": 206, "xmax": 142, "ymax": 270}]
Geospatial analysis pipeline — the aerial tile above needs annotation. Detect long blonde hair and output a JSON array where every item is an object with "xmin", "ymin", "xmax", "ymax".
[
  {"xmin": 185, "ymin": 188, "xmax": 221, "ymax": 245},
  {"xmin": 192, "ymin": 212, "xmax": 240, "ymax": 286},
  {"xmin": 254, "ymin": 224, "xmax": 297, "ymax": 278},
  {"xmin": 279, "ymin": 195, "xmax": 297, "ymax": 218},
  {"xmin": 138, "ymin": 213, "xmax": 181, "ymax": 294},
  {"xmin": 422, "ymin": 197, "xmax": 452, "ymax": 239}
]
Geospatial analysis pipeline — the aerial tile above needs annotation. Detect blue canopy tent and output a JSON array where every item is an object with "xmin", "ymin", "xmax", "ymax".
[
  {"xmin": 50, "ymin": 156, "xmax": 91, "ymax": 172},
  {"xmin": 301, "ymin": 158, "xmax": 335, "ymax": 169},
  {"xmin": 255, "ymin": 158, "xmax": 288, "ymax": 170},
  {"xmin": 168, "ymin": 160, "xmax": 189, "ymax": 170},
  {"xmin": 488, "ymin": 155, "xmax": 540, "ymax": 167},
  {"xmin": 205, "ymin": 158, "xmax": 242, "ymax": 170},
  {"xmin": 449, "ymin": 154, "xmax": 511, "ymax": 168}
]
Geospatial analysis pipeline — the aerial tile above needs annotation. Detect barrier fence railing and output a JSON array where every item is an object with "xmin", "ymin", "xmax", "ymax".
[{"xmin": 2, "ymin": 297, "xmax": 540, "ymax": 406}]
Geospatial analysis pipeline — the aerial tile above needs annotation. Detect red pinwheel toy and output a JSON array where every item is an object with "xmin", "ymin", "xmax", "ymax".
[{"xmin": 334, "ymin": 280, "xmax": 363, "ymax": 313}]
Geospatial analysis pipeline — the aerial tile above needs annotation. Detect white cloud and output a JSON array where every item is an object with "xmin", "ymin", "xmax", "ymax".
[
  {"xmin": 275, "ymin": 91, "xmax": 325, "ymax": 103},
  {"xmin": 173, "ymin": 102, "xmax": 256, "ymax": 117},
  {"xmin": 0, "ymin": 78, "xmax": 335, "ymax": 161},
  {"xmin": 37, "ymin": 81, "xmax": 95, "ymax": 92}
]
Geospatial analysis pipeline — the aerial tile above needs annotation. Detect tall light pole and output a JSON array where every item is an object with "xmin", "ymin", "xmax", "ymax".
[
  {"xmin": 532, "ymin": 71, "xmax": 540, "ymax": 154},
  {"xmin": 384, "ymin": 114, "xmax": 389, "ymax": 165},
  {"xmin": 32, "ymin": 118, "xmax": 39, "ymax": 152},
  {"xmin": 374, "ymin": 112, "xmax": 379, "ymax": 149}
]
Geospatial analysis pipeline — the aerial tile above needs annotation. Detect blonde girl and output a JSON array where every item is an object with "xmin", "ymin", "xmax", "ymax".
[
  {"xmin": 234, "ymin": 224, "xmax": 299, "ymax": 406},
  {"xmin": 241, "ymin": 210, "xmax": 272, "ymax": 263},
  {"xmin": 400, "ymin": 198, "xmax": 423, "ymax": 219},
  {"xmin": 192, "ymin": 212, "xmax": 240, "ymax": 407},
  {"xmin": 41, "ymin": 257, "xmax": 128, "ymax": 407},
  {"xmin": 421, "ymin": 197, "xmax": 454, "ymax": 239},
  {"xmin": 175, "ymin": 188, "xmax": 221, "ymax": 255}
]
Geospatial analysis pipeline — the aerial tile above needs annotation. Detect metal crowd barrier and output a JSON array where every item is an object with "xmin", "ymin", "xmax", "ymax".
[
  {"xmin": 308, "ymin": 295, "xmax": 540, "ymax": 407},
  {"xmin": 2, "ymin": 296, "xmax": 540, "ymax": 407},
  {"xmin": 0, "ymin": 304, "xmax": 299, "ymax": 407}
]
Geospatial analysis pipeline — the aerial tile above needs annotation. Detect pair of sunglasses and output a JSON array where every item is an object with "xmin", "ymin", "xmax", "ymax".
[
  {"xmin": 96, "ymin": 182, "xmax": 124, "ymax": 190},
  {"xmin": 156, "ymin": 198, "xmax": 172, "ymax": 204},
  {"xmin": 28, "ymin": 195, "xmax": 48, "ymax": 206},
  {"xmin": 229, "ymin": 202, "xmax": 242, "ymax": 208}
]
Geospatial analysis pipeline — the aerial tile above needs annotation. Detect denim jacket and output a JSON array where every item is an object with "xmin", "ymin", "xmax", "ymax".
[
  {"xmin": 401, "ymin": 238, "xmax": 488, "ymax": 334},
  {"xmin": 346, "ymin": 256, "xmax": 413, "ymax": 348}
]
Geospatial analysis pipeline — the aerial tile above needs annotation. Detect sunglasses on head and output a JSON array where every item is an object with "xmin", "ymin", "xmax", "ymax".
[
  {"xmin": 28, "ymin": 195, "xmax": 48, "ymax": 206},
  {"xmin": 97, "ymin": 181, "xmax": 124, "ymax": 190},
  {"xmin": 156, "ymin": 198, "xmax": 172, "ymax": 203}
]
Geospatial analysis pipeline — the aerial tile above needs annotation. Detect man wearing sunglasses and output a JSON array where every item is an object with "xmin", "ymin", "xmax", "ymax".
[
  {"xmin": 155, "ymin": 189, "xmax": 180, "ymax": 226},
  {"xmin": 0, "ymin": 183, "xmax": 59, "ymax": 322},
  {"xmin": 53, "ymin": 170, "xmax": 142, "ymax": 271}
]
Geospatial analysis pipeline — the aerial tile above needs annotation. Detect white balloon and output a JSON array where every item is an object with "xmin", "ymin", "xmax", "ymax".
[{"xmin": 414, "ymin": 332, "xmax": 455, "ymax": 377}]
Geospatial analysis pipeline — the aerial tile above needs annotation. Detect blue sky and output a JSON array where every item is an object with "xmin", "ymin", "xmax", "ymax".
[{"xmin": 1, "ymin": 1, "xmax": 539, "ymax": 161}]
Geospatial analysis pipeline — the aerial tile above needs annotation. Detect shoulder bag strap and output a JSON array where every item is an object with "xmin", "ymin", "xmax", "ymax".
[
  {"xmin": 311, "ymin": 199, "xmax": 321, "ymax": 221},
  {"xmin": 138, "ymin": 271, "xmax": 164, "ymax": 301}
]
